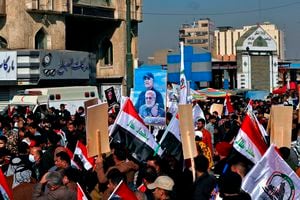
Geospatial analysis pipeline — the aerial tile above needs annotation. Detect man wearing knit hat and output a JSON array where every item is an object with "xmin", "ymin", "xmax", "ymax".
[
  {"xmin": 213, "ymin": 141, "xmax": 233, "ymax": 176},
  {"xmin": 147, "ymin": 175, "xmax": 175, "ymax": 200}
]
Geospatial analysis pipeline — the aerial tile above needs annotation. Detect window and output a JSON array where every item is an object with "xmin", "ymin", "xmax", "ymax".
[
  {"xmin": 0, "ymin": 36, "xmax": 7, "ymax": 49},
  {"xmin": 100, "ymin": 38, "xmax": 113, "ymax": 66},
  {"xmin": 35, "ymin": 28, "xmax": 48, "ymax": 49}
]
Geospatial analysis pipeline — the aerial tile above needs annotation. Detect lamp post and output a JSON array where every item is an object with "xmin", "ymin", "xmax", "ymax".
[{"xmin": 126, "ymin": 0, "xmax": 133, "ymax": 97}]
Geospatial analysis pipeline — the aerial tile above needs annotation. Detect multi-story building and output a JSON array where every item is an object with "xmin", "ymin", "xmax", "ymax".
[
  {"xmin": 215, "ymin": 22, "xmax": 285, "ymax": 61},
  {"xmin": 179, "ymin": 18, "xmax": 215, "ymax": 54},
  {"xmin": 0, "ymin": 0, "xmax": 142, "ymax": 108}
]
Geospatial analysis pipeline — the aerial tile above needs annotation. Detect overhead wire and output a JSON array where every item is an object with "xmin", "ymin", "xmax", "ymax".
[{"xmin": 141, "ymin": 1, "xmax": 300, "ymax": 16}]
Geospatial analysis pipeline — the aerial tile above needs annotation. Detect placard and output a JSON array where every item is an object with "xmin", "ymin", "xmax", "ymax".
[
  {"xmin": 209, "ymin": 103, "xmax": 223, "ymax": 117},
  {"xmin": 178, "ymin": 104, "xmax": 198, "ymax": 159},
  {"xmin": 86, "ymin": 103, "xmax": 110, "ymax": 157},
  {"xmin": 270, "ymin": 105, "xmax": 293, "ymax": 148}
]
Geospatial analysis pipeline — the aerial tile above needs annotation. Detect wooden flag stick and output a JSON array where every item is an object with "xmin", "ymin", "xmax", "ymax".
[{"xmin": 95, "ymin": 129, "xmax": 101, "ymax": 157}]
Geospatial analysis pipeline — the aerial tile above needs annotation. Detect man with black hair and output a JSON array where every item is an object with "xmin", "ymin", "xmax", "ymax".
[
  {"xmin": 54, "ymin": 151, "xmax": 71, "ymax": 173},
  {"xmin": 106, "ymin": 168, "xmax": 126, "ymax": 199},
  {"xmin": 192, "ymin": 155, "xmax": 216, "ymax": 200},
  {"xmin": 27, "ymin": 122, "xmax": 45, "ymax": 146},
  {"xmin": 62, "ymin": 167, "xmax": 81, "ymax": 192},
  {"xmin": 196, "ymin": 118, "xmax": 213, "ymax": 155},
  {"xmin": 218, "ymin": 171, "xmax": 251, "ymax": 200},
  {"xmin": 58, "ymin": 104, "xmax": 71, "ymax": 120}
]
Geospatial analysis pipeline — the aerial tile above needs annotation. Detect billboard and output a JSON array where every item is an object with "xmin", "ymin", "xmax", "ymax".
[
  {"xmin": 0, "ymin": 51, "xmax": 17, "ymax": 80},
  {"xmin": 39, "ymin": 51, "xmax": 90, "ymax": 80},
  {"xmin": 133, "ymin": 66, "xmax": 167, "ymax": 125}
]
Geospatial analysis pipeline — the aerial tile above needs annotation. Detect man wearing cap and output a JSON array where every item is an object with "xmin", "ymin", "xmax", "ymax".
[
  {"xmin": 147, "ymin": 175, "xmax": 174, "ymax": 200},
  {"xmin": 135, "ymin": 72, "xmax": 164, "ymax": 113}
]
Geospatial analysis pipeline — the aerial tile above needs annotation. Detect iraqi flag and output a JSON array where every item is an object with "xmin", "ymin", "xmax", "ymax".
[
  {"xmin": 233, "ymin": 113, "xmax": 268, "ymax": 164},
  {"xmin": 109, "ymin": 98, "xmax": 163, "ymax": 162},
  {"xmin": 65, "ymin": 147, "xmax": 81, "ymax": 170},
  {"xmin": 242, "ymin": 144, "xmax": 300, "ymax": 199},
  {"xmin": 245, "ymin": 99, "xmax": 254, "ymax": 113},
  {"xmin": 179, "ymin": 41, "xmax": 188, "ymax": 104},
  {"xmin": 0, "ymin": 168, "xmax": 13, "ymax": 200},
  {"xmin": 73, "ymin": 141, "xmax": 95, "ymax": 171},
  {"xmin": 159, "ymin": 113, "xmax": 182, "ymax": 160},
  {"xmin": 224, "ymin": 93, "xmax": 234, "ymax": 115},
  {"xmin": 77, "ymin": 183, "xmax": 88, "ymax": 200},
  {"xmin": 108, "ymin": 180, "xmax": 138, "ymax": 200}
]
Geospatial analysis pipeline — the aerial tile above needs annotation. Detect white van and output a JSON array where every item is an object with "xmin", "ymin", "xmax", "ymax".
[{"xmin": 10, "ymin": 86, "xmax": 99, "ymax": 115}]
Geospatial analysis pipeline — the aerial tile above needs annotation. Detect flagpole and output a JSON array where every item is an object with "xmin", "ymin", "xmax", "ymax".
[
  {"xmin": 158, "ymin": 113, "xmax": 177, "ymax": 145},
  {"xmin": 187, "ymin": 130, "xmax": 196, "ymax": 182},
  {"xmin": 108, "ymin": 179, "xmax": 124, "ymax": 200}
]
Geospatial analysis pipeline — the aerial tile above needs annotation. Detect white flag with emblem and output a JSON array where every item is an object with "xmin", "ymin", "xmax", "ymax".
[
  {"xmin": 179, "ymin": 42, "xmax": 187, "ymax": 104},
  {"xmin": 242, "ymin": 144, "xmax": 300, "ymax": 199}
]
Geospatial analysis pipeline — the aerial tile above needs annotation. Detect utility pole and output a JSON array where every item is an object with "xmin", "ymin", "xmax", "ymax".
[{"xmin": 126, "ymin": 0, "xmax": 133, "ymax": 97}]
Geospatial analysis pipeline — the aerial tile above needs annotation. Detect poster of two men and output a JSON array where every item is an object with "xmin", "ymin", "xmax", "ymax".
[{"xmin": 133, "ymin": 67, "xmax": 167, "ymax": 126}]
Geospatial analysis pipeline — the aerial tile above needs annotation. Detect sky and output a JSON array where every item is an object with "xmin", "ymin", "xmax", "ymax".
[{"xmin": 138, "ymin": 0, "xmax": 300, "ymax": 62}]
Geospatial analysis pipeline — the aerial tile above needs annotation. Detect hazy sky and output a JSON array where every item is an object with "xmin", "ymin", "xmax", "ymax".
[{"xmin": 138, "ymin": 0, "xmax": 300, "ymax": 62}]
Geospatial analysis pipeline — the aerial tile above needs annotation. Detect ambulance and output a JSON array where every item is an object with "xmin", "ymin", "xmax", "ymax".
[{"xmin": 10, "ymin": 86, "xmax": 99, "ymax": 115}]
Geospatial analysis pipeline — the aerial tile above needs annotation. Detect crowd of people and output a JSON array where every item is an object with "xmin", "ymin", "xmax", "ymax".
[{"xmin": 0, "ymin": 89, "xmax": 299, "ymax": 200}]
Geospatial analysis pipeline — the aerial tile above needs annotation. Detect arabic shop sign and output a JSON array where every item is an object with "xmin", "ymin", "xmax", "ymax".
[
  {"xmin": 39, "ymin": 51, "xmax": 90, "ymax": 80},
  {"xmin": 0, "ymin": 51, "xmax": 17, "ymax": 81}
]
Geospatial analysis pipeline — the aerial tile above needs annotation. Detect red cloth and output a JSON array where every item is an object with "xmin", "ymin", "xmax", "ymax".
[
  {"xmin": 225, "ymin": 93, "xmax": 234, "ymax": 114},
  {"xmin": 201, "ymin": 128, "xmax": 213, "ymax": 155},
  {"xmin": 0, "ymin": 168, "xmax": 13, "ymax": 200},
  {"xmin": 113, "ymin": 180, "xmax": 138, "ymax": 200},
  {"xmin": 215, "ymin": 142, "xmax": 232, "ymax": 157}
]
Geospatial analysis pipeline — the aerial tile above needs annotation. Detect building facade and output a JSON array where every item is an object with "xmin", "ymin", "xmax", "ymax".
[
  {"xmin": 179, "ymin": 18, "xmax": 215, "ymax": 54},
  {"xmin": 215, "ymin": 22, "xmax": 285, "ymax": 61},
  {"xmin": 0, "ymin": 0, "xmax": 142, "ymax": 108},
  {"xmin": 236, "ymin": 26, "xmax": 278, "ymax": 92},
  {"xmin": 167, "ymin": 46, "xmax": 212, "ymax": 89}
]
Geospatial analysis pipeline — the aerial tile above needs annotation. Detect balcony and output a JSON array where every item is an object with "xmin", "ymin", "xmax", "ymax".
[
  {"xmin": 73, "ymin": 0, "xmax": 114, "ymax": 8},
  {"xmin": 0, "ymin": 0, "xmax": 5, "ymax": 16},
  {"xmin": 73, "ymin": 0, "xmax": 115, "ymax": 19}
]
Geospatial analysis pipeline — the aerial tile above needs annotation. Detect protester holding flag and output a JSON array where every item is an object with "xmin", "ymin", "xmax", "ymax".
[{"xmin": 106, "ymin": 168, "xmax": 138, "ymax": 200}]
